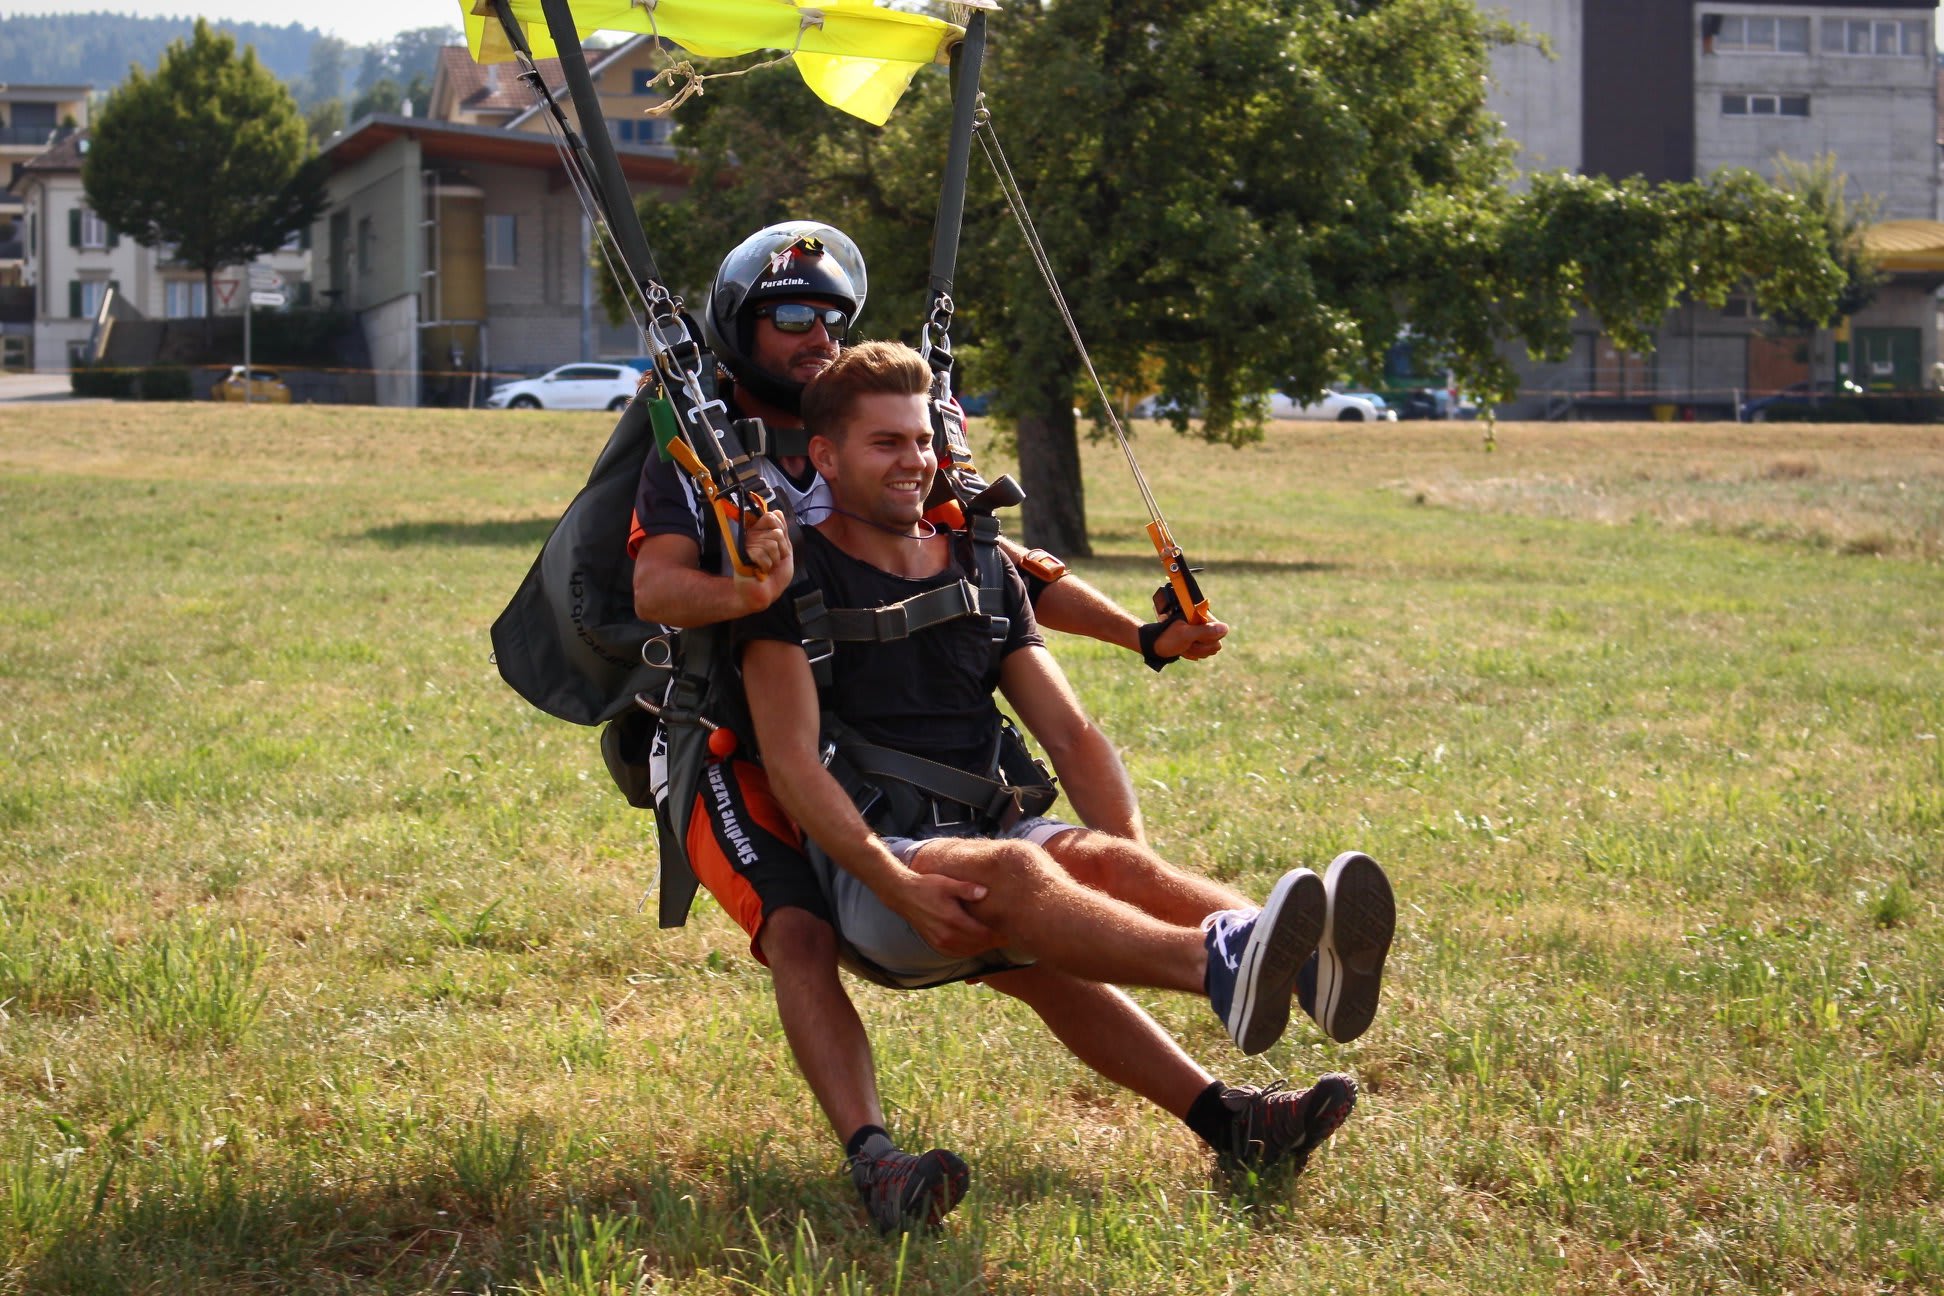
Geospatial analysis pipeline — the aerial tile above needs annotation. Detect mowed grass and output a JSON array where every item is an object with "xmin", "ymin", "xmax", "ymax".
[{"xmin": 0, "ymin": 401, "xmax": 1939, "ymax": 1295}]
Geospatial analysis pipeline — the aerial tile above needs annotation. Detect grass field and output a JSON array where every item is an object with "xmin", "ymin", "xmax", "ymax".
[{"xmin": 0, "ymin": 402, "xmax": 1939, "ymax": 1295}]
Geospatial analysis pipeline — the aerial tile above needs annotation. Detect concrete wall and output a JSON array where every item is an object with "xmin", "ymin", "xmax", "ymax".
[
  {"xmin": 361, "ymin": 291, "xmax": 420, "ymax": 406},
  {"xmin": 1486, "ymin": 0, "xmax": 1585, "ymax": 178},
  {"xmin": 322, "ymin": 136, "xmax": 423, "ymax": 313},
  {"xmin": 1694, "ymin": 4, "xmax": 1940, "ymax": 220},
  {"xmin": 473, "ymin": 160, "xmax": 593, "ymax": 372}
]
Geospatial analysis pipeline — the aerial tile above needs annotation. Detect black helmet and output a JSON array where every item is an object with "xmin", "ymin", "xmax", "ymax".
[{"xmin": 702, "ymin": 221, "xmax": 867, "ymax": 413}]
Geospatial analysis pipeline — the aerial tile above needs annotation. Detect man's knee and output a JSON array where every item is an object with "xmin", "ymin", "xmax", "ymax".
[
  {"xmin": 956, "ymin": 839, "xmax": 1056, "ymax": 907},
  {"xmin": 1048, "ymin": 828, "xmax": 1148, "ymax": 890},
  {"xmin": 758, "ymin": 906, "xmax": 840, "ymax": 972}
]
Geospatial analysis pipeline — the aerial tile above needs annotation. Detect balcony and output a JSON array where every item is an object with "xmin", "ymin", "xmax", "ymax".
[{"xmin": 0, "ymin": 125, "xmax": 62, "ymax": 148}]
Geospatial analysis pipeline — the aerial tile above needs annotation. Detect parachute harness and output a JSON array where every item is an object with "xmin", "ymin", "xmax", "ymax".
[{"xmin": 975, "ymin": 102, "xmax": 1212, "ymax": 626}]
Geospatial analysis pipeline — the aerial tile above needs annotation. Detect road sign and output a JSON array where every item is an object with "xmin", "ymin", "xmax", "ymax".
[
  {"xmin": 249, "ymin": 290, "xmax": 286, "ymax": 309},
  {"xmin": 247, "ymin": 264, "xmax": 281, "ymax": 290},
  {"xmin": 215, "ymin": 278, "xmax": 239, "ymax": 308}
]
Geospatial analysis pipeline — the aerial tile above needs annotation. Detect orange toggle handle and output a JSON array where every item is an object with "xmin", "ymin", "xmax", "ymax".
[{"xmin": 1146, "ymin": 519, "xmax": 1210, "ymax": 626}]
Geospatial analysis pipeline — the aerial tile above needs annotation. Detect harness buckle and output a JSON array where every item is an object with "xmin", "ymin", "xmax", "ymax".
[
  {"xmin": 930, "ymin": 797, "xmax": 973, "ymax": 829},
  {"xmin": 873, "ymin": 603, "xmax": 909, "ymax": 640},
  {"xmin": 804, "ymin": 637, "xmax": 834, "ymax": 669}
]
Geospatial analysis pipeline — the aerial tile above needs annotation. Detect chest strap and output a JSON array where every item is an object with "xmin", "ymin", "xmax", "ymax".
[{"xmin": 819, "ymin": 578, "xmax": 992, "ymax": 642}]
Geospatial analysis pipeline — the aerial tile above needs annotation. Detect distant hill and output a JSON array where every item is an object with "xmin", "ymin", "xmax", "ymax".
[{"xmin": 0, "ymin": 11, "xmax": 320, "ymax": 90}]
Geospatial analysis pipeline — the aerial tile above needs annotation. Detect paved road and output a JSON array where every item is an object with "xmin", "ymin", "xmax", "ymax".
[{"xmin": 0, "ymin": 374, "xmax": 80, "ymax": 402}]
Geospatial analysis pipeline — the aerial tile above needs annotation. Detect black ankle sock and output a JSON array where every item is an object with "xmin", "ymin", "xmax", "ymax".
[
  {"xmin": 1182, "ymin": 1081, "xmax": 1234, "ymax": 1151},
  {"xmin": 844, "ymin": 1124, "xmax": 890, "ymax": 1160}
]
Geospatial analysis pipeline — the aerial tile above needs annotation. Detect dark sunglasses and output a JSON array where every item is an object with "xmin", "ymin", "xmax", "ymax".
[{"xmin": 756, "ymin": 302, "xmax": 850, "ymax": 337}]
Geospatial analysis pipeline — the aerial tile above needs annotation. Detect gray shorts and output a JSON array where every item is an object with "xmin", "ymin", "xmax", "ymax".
[{"xmin": 808, "ymin": 816, "xmax": 1075, "ymax": 989}]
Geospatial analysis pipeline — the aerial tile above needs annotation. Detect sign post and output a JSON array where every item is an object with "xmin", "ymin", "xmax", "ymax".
[{"xmin": 240, "ymin": 264, "xmax": 282, "ymax": 406}]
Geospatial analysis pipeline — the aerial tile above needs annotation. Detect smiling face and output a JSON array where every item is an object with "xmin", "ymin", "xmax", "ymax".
[
  {"xmin": 748, "ymin": 297, "xmax": 844, "ymax": 387},
  {"xmin": 811, "ymin": 391, "xmax": 937, "ymax": 531}
]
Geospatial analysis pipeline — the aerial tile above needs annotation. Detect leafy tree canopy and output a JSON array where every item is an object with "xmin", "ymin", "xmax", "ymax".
[
  {"xmin": 616, "ymin": 0, "xmax": 1846, "ymax": 552},
  {"xmin": 83, "ymin": 19, "xmax": 328, "ymax": 315}
]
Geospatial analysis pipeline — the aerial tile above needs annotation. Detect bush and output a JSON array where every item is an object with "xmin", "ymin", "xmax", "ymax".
[
  {"xmin": 1765, "ymin": 393, "xmax": 1944, "ymax": 424},
  {"xmin": 137, "ymin": 367, "xmax": 193, "ymax": 401},
  {"xmin": 70, "ymin": 366, "xmax": 195, "ymax": 401},
  {"xmin": 70, "ymin": 367, "xmax": 137, "ymax": 399}
]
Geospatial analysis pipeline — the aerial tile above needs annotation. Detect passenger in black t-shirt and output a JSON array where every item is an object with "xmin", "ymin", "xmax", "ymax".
[
  {"xmin": 739, "ymin": 342, "xmax": 1396, "ymax": 1204},
  {"xmin": 624, "ymin": 224, "xmax": 1266, "ymax": 1231}
]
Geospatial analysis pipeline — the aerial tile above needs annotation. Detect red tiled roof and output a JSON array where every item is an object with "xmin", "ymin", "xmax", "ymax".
[
  {"xmin": 17, "ymin": 128, "xmax": 85, "ymax": 174},
  {"xmin": 436, "ymin": 45, "xmax": 568, "ymax": 115}
]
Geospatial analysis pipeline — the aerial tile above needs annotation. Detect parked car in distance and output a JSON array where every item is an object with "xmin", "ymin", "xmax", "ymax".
[
  {"xmin": 1739, "ymin": 379, "xmax": 1862, "ymax": 422},
  {"xmin": 1269, "ymin": 388, "xmax": 1397, "ymax": 422},
  {"xmin": 211, "ymin": 366, "xmax": 291, "ymax": 403},
  {"xmin": 486, "ymin": 363, "xmax": 639, "ymax": 411}
]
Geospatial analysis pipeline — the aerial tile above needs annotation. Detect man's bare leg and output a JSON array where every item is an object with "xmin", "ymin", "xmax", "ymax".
[
  {"xmin": 1043, "ymin": 828, "xmax": 1250, "ymax": 926},
  {"xmin": 981, "ymin": 965, "xmax": 1360, "ymax": 1175},
  {"xmin": 760, "ymin": 907, "xmax": 968, "ymax": 1231},
  {"xmin": 913, "ymin": 838, "xmax": 1212, "ymax": 990},
  {"xmin": 759, "ymin": 907, "xmax": 884, "ymax": 1138},
  {"xmin": 981, "ymin": 966, "xmax": 1213, "ymax": 1115},
  {"xmin": 913, "ymin": 837, "xmax": 1324, "ymax": 1055}
]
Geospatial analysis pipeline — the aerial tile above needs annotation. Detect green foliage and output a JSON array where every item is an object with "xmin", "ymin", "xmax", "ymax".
[
  {"xmin": 83, "ymin": 19, "xmax": 328, "ymax": 286},
  {"xmin": 68, "ymin": 366, "xmax": 136, "ymax": 399},
  {"xmin": 1, "ymin": 403, "xmax": 1942, "ymax": 1291},
  {"xmin": 66, "ymin": 365, "xmax": 194, "ymax": 400},
  {"xmin": 622, "ymin": 0, "xmax": 1844, "ymax": 551},
  {"xmin": 1773, "ymin": 151, "xmax": 1886, "ymax": 321}
]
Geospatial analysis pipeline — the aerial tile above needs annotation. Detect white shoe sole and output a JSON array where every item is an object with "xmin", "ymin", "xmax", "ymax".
[
  {"xmin": 1315, "ymin": 851, "xmax": 1394, "ymax": 1043},
  {"xmin": 1228, "ymin": 868, "xmax": 1325, "ymax": 1055}
]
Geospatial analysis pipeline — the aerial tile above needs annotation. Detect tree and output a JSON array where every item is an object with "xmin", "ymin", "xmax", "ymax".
[
  {"xmin": 83, "ymin": 19, "xmax": 327, "ymax": 337},
  {"xmin": 298, "ymin": 34, "xmax": 352, "ymax": 108},
  {"xmin": 617, "ymin": 0, "xmax": 1846, "ymax": 553}
]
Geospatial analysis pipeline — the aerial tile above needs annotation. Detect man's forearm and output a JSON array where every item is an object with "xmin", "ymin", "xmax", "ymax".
[
  {"xmin": 633, "ymin": 562, "xmax": 762, "ymax": 629},
  {"xmin": 1043, "ymin": 722, "xmax": 1144, "ymax": 842},
  {"xmin": 765, "ymin": 751, "xmax": 916, "ymax": 902},
  {"xmin": 1032, "ymin": 574, "xmax": 1143, "ymax": 651}
]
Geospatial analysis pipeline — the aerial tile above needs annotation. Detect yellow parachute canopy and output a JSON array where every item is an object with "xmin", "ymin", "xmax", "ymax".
[{"xmin": 462, "ymin": 0, "xmax": 967, "ymax": 127}]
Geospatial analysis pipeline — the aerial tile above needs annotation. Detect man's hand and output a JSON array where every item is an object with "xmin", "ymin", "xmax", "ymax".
[
  {"xmin": 733, "ymin": 508, "xmax": 795, "ymax": 613},
  {"xmin": 1153, "ymin": 614, "xmax": 1229, "ymax": 662},
  {"xmin": 891, "ymin": 871, "xmax": 998, "ymax": 958}
]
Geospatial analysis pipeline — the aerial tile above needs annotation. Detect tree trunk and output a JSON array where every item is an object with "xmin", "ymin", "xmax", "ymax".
[
  {"xmin": 203, "ymin": 265, "xmax": 216, "ymax": 350},
  {"xmin": 1016, "ymin": 404, "xmax": 1090, "ymax": 557}
]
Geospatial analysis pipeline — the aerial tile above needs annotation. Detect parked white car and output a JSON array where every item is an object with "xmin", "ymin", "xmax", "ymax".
[
  {"xmin": 487, "ymin": 363, "xmax": 638, "ymax": 411},
  {"xmin": 1269, "ymin": 389, "xmax": 1397, "ymax": 422}
]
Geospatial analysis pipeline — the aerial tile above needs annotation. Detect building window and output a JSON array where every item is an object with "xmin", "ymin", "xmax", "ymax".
[
  {"xmin": 1823, "ymin": 18, "xmax": 1926, "ymax": 56},
  {"xmin": 165, "ymin": 279, "xmax": 206, "ymax": 319},
  {"xmin": 485, "ymin": 213, "xmax": 517, "ymax": 269},
  {"xmin": 73, "ymin": 279, "xmax": 109, "ymax": 318},
  {"xmin": 615, "ymin": 119, "xmax": 635, "ymax": 143},
  {"xmin": 357, "ymin": 216, "xmax": 374, "ymax": 274},
  {"xmin": 1722, "ymin": 93, "xmax": 1809, "ymax": 118},
  {"xmin": 1714, "ymin": 15, "xmax": 1810, "ymax": 54},
  {"xmin": 632, "ymin": 69, "xmax": 657, "ymax": 94},
  {"xmin": 78, "ymin": 207, "xmax": 108, "ymax": 249}
]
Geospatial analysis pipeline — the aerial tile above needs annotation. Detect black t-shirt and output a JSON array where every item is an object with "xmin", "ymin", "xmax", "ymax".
[{"xmin": 737, "ymin": 525, "xmax": 1044, "ymax": 777}]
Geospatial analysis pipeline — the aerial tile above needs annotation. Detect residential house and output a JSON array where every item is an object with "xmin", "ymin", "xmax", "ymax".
[
  {"xmin": 314, "ymin": 36, "xmax": 687, "ymax": 405},
  {"xmin": 1485, "ymin": 0, "xmax": 1942, "ymax": 416},
  {"xmin": 15, "ymin": 128, "xmax": 314, "ymax": 373},
  {"xmin": 2, "ymin": 84, "xmax": 89, "ymax": 367}
]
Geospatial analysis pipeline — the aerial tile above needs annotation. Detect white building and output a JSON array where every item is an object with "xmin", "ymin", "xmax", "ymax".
[
  {"xmin": 1484, "ymin": 1, "xmax": 1942, "ymax": 414},
  {"xmin": 15, "ymin": 130, "xmax": 313, "ymax": 373}
]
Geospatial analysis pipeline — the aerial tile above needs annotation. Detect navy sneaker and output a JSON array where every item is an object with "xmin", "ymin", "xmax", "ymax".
[
  {"xmin": 1203, "ymin": 868, "xmax": 1325, "ymax": 1055},
  {"xmin": 846, "ymin": 1145, "xmax": 969, "ymax": 1233},
  {"xmin": 1312, "ymin": 851, "xmax": 1394, "ymax": 1043},
  {"xmin": 1219, "ymin": 1072, "xmax": 1359, "ymax": 1176}
]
